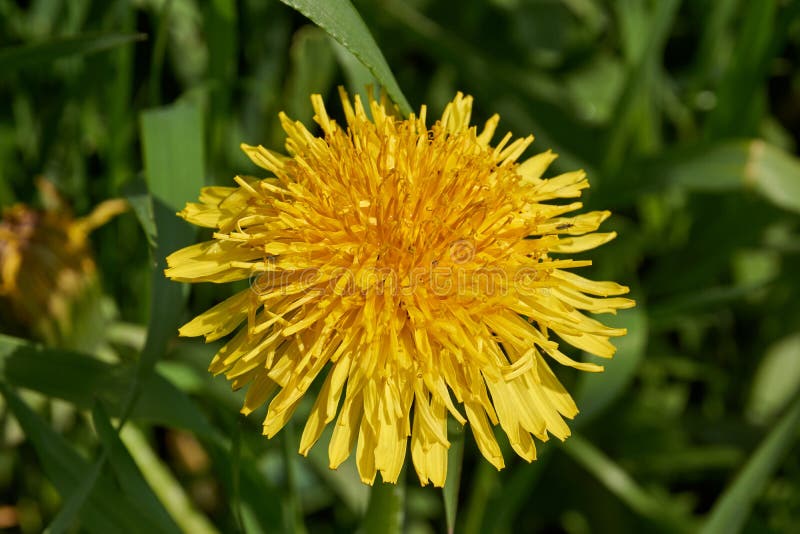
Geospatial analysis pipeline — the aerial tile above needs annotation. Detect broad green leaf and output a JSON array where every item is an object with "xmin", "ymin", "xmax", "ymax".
[
  {"xmin": 140, "ymin": 102, "xmax": 205, "ymax": 213},
  {"xmin": 123, "ymin": 101, "xmax": 205, "ymax": 423},
  {"xmin": 362, "ymin": 479, "xmax": 405, "ymax": 534},
  {"xmin": 747, "ymin": 333, "xmax": 800, "ymax": 424},
  {"xmin": 205, "ymin": 0, "xmax": 238, "ymax": 86},
  {"xmin": 0, "ymin": 334, "xmax": 214, "ymax": 438},
  {"xmin": 277, "ymin": 0, "xmax": 412, "ymax": 115},
  {"xmin": 0, "ymin": 384, "xmax": 161, "ymax": 534},
  {"xmin": 0, "ymin": 32, "xmax": 145, "ymax": 74},
  {"xmin": 575, "ymin": 305, "xmax": 647, "ymax": 424},
  {"xmin": 701, "ymin": 393, "xmax": 800, "ymax": 533},
  {"xmin": 92, "ymin": 404, "xmax": 182, "ymax": 534}
]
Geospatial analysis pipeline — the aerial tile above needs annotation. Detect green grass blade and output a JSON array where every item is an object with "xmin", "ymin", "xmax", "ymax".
[
  {"xmin": 0, "ymin": 384, "xmax": 153, "ymax": 534},
  {"xmin": 44, "ymin": 457, "xmax": 105, "ymax": 534},
  {"xmin": 562, "ymin": 434, "xmax": 697, "ymax": 532},
  {"xmin": 701, "ymin": 392, "xmax": 800, "ymax": 534},
  {"xmin": 206, "ymin": 437, "xmax": 286, "ymax": 534},
  {"xmin": 362, "ymin": 478, "xmax": 405, "ymax": 534},
  {"xmin": 147, "ymin": 2, "xmax": 172, "ymax": 107},
  {"xmin": 123, "ymin": 177, "xmax": 159, "ymax": 249},
  {"xmin": 602, "ymin": 0, "xmax": 681, "ymax": 173},
  {"xmin": 443, "ymin": 425, "xmax": 464, "ymax": 534},
  {"xmin": 92, "ymin": 403, "xmax": 182, "ymax": 534},
  {"xmin": 0, "ymin": 32, "xmax": 145, "ymax": 74},
  {"xmin": 277, "ymin": 0, "xmax": 412, "ymax": 115},
  {"xmin": 704, "ymin": 0, "xmax": 779, "ymax": 138},
  {"xmin": 119, "ymin": 425, "xmax": 220, "ymax": 534},
  {"xmin": 379, "ymin": 0, "xmax": 598, "ymax": 169},
  {"xmin": 280, "ymin": 422, "xmax": 308, "ymax": 534},
  {"xmin": 330, "ymin": 38, "xmax": 378, "ymax": 101}
]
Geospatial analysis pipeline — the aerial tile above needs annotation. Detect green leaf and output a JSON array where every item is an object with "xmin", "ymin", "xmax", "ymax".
[
  {"xmin": 45, "ymin": 457, "xmax": 105, "ymax": 534},
  {"xmin": 206, "ymin": 436, "xmax": 285, "ymax": 534},
  {"xmin": 562, "ymin": 434, "xmax": 696, "ymax": 531},
  {"xmin": 0, "ymin": 384, "xmax": 160, "ymax": 534},
  {"xmin": 443, "ymin": 424, "xmax": 465, "ymax": 534},
  {"xmin": 665, "ymin": 140, "xmax": 800, "ymax": 214},
  {"xmin": 0, "ymin": 334, "xmax": 215, "ymax": 438},
  {"xmin": 122, "ymin": 101, "xmax": 205, "ymax": 423},
  {"xmin": 123, "ymin": 178, "xmax": 158, "ymax": 249},
  {"xmin": 330, "ymin": 38, "xmax": 378, "ymax": 102},
  {"xmin": 280, "ymin": 422, "xmax": 308, "ymax": 534},
  {"xmin": 362, "ymin": 477, "xmax": 405, "ymax": 534},
  {"xmin": 119, "ymin": 425, "xmax": 220, "ymax": 534},
  {"xmin": 462, "ymin": 462, "xmax": 500, "ymax": 534},
  {"xmin": 603, "ymin": 0, "xmax": 681, "ymax": 173},
  {"xmin": 285, "ymin": 26, "xmax": 337, "ymax": 125},
  {"xmin": 377, "ymin": 0, "xmax": 599, "ymax": 169},
  {"xmin": 575, "ymin": 305, "xmax": 648, "ymax": 424},
  {"xmin": 701, "ymin": 393, "xmax": 800, "ymax": 533},
  {"xmin": 704, "ymin": 0, "xmax": 781, "ymax": 138},
  {"xmin": 0, "ymin": 32, "xmax": 145, "ymax": 74},
  {"xmin": 92, "ymin": 404, "xmax": 182, "ymax": 534},
  {"xmin": 277, "ymin": 0, "xmax": 412, "ymax": 115},
  {"xmin": 747, "ymin": 333, "xmax": 800, "ymax": 424},
  {"xmin": 140, "ymin": 102, "xmax": 205, "ymax": 213}
]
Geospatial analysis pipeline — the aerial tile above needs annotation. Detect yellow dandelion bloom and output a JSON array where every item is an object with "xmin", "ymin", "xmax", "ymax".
[{"xmin": 166, "ymin": 89, "xmax": 635, "ymax": 487}]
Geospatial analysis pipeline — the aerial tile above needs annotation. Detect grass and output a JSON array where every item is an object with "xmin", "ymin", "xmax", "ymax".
[{"xmin": 1, "ymin": 0, "xmax": 800, "ymax": 532}]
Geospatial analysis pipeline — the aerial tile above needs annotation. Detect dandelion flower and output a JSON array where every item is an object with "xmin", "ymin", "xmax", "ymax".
[
  {"xmin": 166, "ymin": 89, "xmax": 635, "ymax": 486},
  {"xmin": 0, "ymin": 179, "xmax": 127, "ymax": 346}
]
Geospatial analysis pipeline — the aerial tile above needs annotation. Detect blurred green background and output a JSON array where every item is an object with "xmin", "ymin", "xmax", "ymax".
[{"xmin": 2, "ymin": 0, "xmax": 800, "ymax": 532}]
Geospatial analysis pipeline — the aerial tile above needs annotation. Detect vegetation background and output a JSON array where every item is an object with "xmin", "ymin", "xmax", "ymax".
[{"xmin": 1, "ymin": 0, "xmax": 800, "ymax": 532}]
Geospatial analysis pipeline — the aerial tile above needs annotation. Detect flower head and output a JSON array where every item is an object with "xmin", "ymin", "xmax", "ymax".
[
  {"xmin": 166, "ymin": 89, "xmax": 634, "ymax": 486},
  {"xmin": 0, "ymin": 179, "xmax": 127, "ymax": 345}
]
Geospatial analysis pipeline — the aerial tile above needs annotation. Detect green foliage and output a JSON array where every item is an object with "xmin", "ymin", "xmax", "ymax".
[
  {"xmin": 2, "ymin": 0, "xmax": 800, "ymax": 532},
  {"xmin": 278, "ymin": 0, "xmax": 412, "ymax": 115}
]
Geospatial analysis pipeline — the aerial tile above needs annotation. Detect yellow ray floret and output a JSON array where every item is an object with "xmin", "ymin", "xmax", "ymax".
[{"xmin": 165, "ymin": 89, "xmax": 635, "ymax": 487}]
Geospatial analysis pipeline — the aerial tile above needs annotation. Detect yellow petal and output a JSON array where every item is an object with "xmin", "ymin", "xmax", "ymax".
[
  {"xmin": 178, "ymin": 290, "xmax": 251, "ymax": 341},
  {"xmin": 518, "ymin": 149, "xmax": 558, "ymax": 183}
]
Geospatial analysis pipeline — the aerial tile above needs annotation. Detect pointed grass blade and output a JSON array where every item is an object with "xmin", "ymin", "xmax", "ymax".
[
  {"xmin": 92, "ymin": 404, "xmax": 182, "ymax": 534},
  {"xmin": 0, "ymin": 32, "xmax": 145, "ymax": 74},
  {"xmin": 277, "ymin": 0, "xmax": 412, "ymax": 115},
  {"xmin": 0, "ymin": 384, "xmax": 158, "ymax": 534},
  {"xmin": 701, "ymin": 392, "xmax": 800, "ymax": 534}
]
